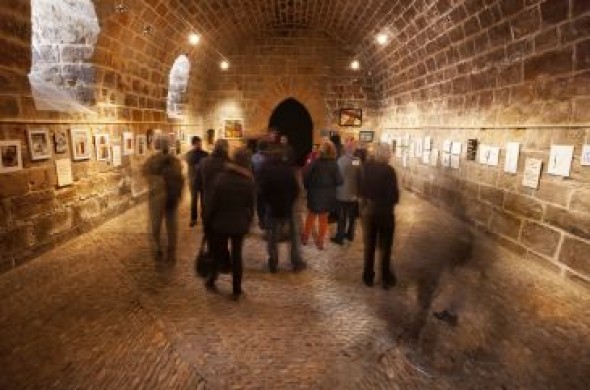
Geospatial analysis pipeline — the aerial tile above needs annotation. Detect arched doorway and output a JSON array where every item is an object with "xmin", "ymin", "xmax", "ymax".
[{"xmin": 268, "ymin": 98, "xmax": 313, "ymax": 166}]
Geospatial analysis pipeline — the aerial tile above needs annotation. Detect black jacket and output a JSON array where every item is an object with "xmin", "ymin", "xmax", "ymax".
[
  {"xmin": 358, "ymin": 160, "xmax": 399, "ymax": 216},
  {"xmin": 196, "ymin": 152, "xmax": 228, "ymax": 203},
  {"xmin": 205, "ymin": 164, "xmax": 255, "ymax": 236},
  {"xmin": 260, "ymin": 159, "xmax": 299, "ymax": 219},
  {"xmin": 186, "ymin": 148, "xmax": 209, "ymax": 187},
  {"xmin": 303, "ymin": 158, "xmax": 343, "ymax": 213}
]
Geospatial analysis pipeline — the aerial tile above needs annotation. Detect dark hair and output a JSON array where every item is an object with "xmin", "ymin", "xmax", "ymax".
[
  {"xmin": 257, "ymin": 138, "xmax": 269, "ymax": 152},
  {"xmin": 191, "ymin": 136, "xmax": 201, "ymax": 145}
]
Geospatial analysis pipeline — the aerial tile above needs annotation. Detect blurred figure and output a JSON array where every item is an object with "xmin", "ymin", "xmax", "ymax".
[
  {"xmin": 195, "ymin": 139, "xmax": 229, "ymax": 225},
  {"xmin": 252, "ymin": 138, "xmax": 270, "ymax": 229},
  {"xmin": 260, "ymin": 149, "xmax": 306, "ymax": 273},
  {"xmin": 186, "ymin": 136, "xmax": 209, "ymax": 227},
  {"xmin": 331, "ymin": 140, "xmax": 360, "ymax": 245},
  {"xmin": 143, "ymin": 136, "xmax": 184, "ymax": 261},
  {"xmin": 304, "ymin": 144, "xmax": 319, "ymax": 167},
  {"xmin": 358, "ymin": 143, "xmax": 399, "ymax": 289},
  {"xmin": 205, "ymin": 148, "xmax": 255, "ymax": 300},
  {"xmin": 302, "ymin": 140, "xmax": 343, "ymax": 250},
  {"xmin": 279, "ymin": 134, "xmax": 296, "ymax": 166}
]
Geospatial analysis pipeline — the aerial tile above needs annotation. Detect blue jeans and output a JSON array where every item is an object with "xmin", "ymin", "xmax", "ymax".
[
  {"xmin": 335, "ymin": 200, "xmax": 357, "ymax": 241},
  {"xmin": 267, "ymin": 211, "xmax": 304, "ymax": 268}
]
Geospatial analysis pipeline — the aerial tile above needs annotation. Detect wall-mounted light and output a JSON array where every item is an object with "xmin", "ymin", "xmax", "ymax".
[
  {"xmin": 143, "ymin": 25, "xmax": 154, "ymax": 35},
  {"xmin": 350, "ymin": 60, "xmax": 360, "ymax": 70},
  {"xmin": 376, "ymin": 33, "xmax": 389, "ymax": 46},
  {"xmin": 189, "ymin": 33, "xmax": 200, "ymax": 45},
  {"xmin": 220, "ymin": 60, "xmax": 230, "ymax": 70},
  {"xmin": 115, "ymin": 2, "xmax": 128, "ymax": 13}
]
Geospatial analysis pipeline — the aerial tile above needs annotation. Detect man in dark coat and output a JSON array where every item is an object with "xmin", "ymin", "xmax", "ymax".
[
  {"xmin": 260, "ymin": 149, "xmax": 305, "ymax": 273},
  {"xmin": 195, "ymin": 139, "xmax": 229, "ymax": 227},
  {"xmin": 204, "ymin": 148, "xmax": 255, "ymax": 300},
  {"xmin": 251, "ymin": 138, "xmax": 270, "ymax": 229},
  {"xmin": 143, "ymin": 137, "xmax": 184, "ymax": 261},
  {"xmin": 186, "ymin": 136, "xmax": 209, "ymax": 227},
  {"xmin": 358, "ymin": 143, "xmax": 399, "ymax": 289}
]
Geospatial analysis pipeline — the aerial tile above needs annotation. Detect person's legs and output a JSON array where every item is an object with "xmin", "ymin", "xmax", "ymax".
[
  {"xmin": 206, "ymin": 233, "xmax": 224, "ymax": 289},
  {"xmin": 345, "ymin": 201, "xmax": 357, "ymax": 241},
  {"xmin": 378, "ymin": 216, "xmax": 396, "ymax": 288},
  {"xmin": 149, "ymin": 196, "xmax": 164, "ymax": 257},
  {"xmin": 302, "ymin": 211, "xmax": 316, "ymax": 244},
  {"xmin": 230, "ymin": 234, "xmax": 244, "ymax": 297},
  {"xmin": 317, "ymin": 213, "xmax": 328, "ymax": 249},
  {"xmin": 362, "ymin": 215, "xmax": 377, "ymax": 286},
  {"xmin": 288, "ymin": 212, "xmax": 305, "ymax": 270},
  {"xmin": 267, "ymin": 216, "xmax": 280, "ymax": 272},
  {"xmin": 189, "ymin": 186, "xmax": 198, "ymax": 226},
  {"xmin": 332, "ymin": 201, "xmax": 345, "ymax": 244},
  {"xmin": 165, "ymin": 205, "xmax": 178, "ymax": 261},
  {"xmin": 256, "ymin": 193, "xmax": 266, "ymax": 229}
]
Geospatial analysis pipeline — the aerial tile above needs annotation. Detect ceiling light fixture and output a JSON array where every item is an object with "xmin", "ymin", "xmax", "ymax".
[
  {"xmin": 220, "ymin": 60, "xmax": 230, "ymax": 70},
  {"xmin": 350, "ymin": 60, "xmax": 360, "ymax": 70},
  {"xmin": 189, "ymin": 33, "xmax": 201, "ymax": 45},
  {"xmin": 376, "ymin": 33, "xmax": 389, "ymax": 46}
]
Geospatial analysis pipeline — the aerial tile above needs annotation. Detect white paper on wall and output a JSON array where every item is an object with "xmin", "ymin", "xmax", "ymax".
[
  {"xmin": 451, "ymin": 142, "xmax": 462, "ymax": 156},
  {"xmin": 479, "ymin": 145, "xmax": 500, "ymax": 166},
  {"xmin": 548, "ymin": 145, "xmax": 574, "ymax": 177},
  {"xmin": 442, "ymin": 153, "xmax": 451, "ymax": 168},
  {"xmin": 424, "ymin": 136, "xmax": 432, "ymax": 151},
  {"xmin": 431, "ymin": 149, "xmax": 439, "ymax": 166},
  {"xmin": 402, "ymin": 134, "xmax": 410, "ymax": 146},
  {"xmin": 479, "ymin": 144, "xmax": 489, "ymax": 165},
  {"xmin": 422, "ymin": 151, "xmax": 430, "ymax": 165},
  {"xmin": 522, "ymin": 158, "xmax": 543, "ymax": 189},
  {"xmin": 443, "ymin": 140, "xmax": 452, "ymax": 153},
  {"xmin": 409, "ymin": 140, "xmax": 415, "ymax": 158},
  {"xmin": 451, "ymin": 155, "xmax": 460, "ymax": 169},
  {"xmin": 112, "ymin": 145, "xmax": 122, "ymax": 167},
  {"xmin": 415, "ymin": 138, "xmax": 423, "ymax": 158},
  {"xmin": 55, "ymin": 158, "xmax": 73, "ymax": 187},
  {"xmin": 403, "ymin": 153, "xmax": 408, "ymax": 168},
  {"xmin": 581, "ymin": 144, "xmax": 590, "ymax": 166},
  {"xmin": 504, "ymin": 142, "xmax": 520, "ymax": 174},
  {"xmin": 396, "ymin": 138, "xmax": 403, "ymax": 158}
]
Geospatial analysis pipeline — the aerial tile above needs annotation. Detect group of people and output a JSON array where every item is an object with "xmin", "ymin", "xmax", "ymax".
[{"xmin": 144, "ymin": 130, "xmax": 400, "ymax": 301}]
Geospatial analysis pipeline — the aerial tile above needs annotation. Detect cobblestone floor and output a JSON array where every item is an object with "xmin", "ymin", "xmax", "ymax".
[{"xmin": 0, "ymin": 192, "xmax": 589, "ymax": 390}]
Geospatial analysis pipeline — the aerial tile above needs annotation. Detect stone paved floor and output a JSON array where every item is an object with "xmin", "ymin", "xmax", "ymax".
[{"xmin": 0, "ymin": 192, "xmax": 589, "ymax": 390}]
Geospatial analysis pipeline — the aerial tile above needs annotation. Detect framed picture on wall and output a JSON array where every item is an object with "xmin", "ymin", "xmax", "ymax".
[
  {"xmin": 70, "ymin": 129, "xmax": 91, "ymax": 161},
  {"xmin": 27, "ymin": 129, "xmax": 52, "ymax": 160},
  {"xmin": 0, "ymin": 140, "xmax": 23, "ymax": 173},
  {"xmin": 136, "ymin": 135, "xmax": 147, "ymax": 156},
  {"xmin": 223, "ymin": 118, "xmax": 244, "ymax": 139},
  {"xmin": 359, "ymin": 130, "xmax": 374, "ymax": 143},
  {"xmin": 94, "ymin": 134, "xmax": 111, "ymax": 161},
  {"xmin": 339, "ymin": 108, "xmax": 362, "ymax": 127},
  {"xmin": 54, "ymin": 130, "xmax": 68, "ymax": 154},
  {"xmin": 123, "ymin": 131, "xmax": 134, "ymax": 156}
]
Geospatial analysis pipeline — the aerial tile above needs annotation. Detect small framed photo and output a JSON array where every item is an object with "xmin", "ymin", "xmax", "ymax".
[
  {"xmin": 0, "ymin": 140, "xmax": 23, "ymax": 173},
  {"xmin": 223, "ymin": 118, "xmax": 244, "ymax": 139},
  {"xmin": 54, "ymin": 130, "xmax": 68, "ymax": 154},
  {"xmin": 359, "ymin": 130, "xmax": 374, "ymax": 143},
  {"xmin": 136, "ymin": 135, "xmax": 147, "ymax": 156},
  {"xmin": 94, "ymin": 134, "xmax": 111, "ymax": 161},
  {"xmin": 339, "ymin": 108, "xmax": 362, "ymax": 127},
  {"xmin": 123, "ymin": 131, "xmax": 134, "ymax": 156},
  {"xmin": 28, "ymin": 129, "xmax": 52, "ymax": 160},
  {"xmin": 70, "ymin": 129, "xmax": 92, "ymax": 161}
]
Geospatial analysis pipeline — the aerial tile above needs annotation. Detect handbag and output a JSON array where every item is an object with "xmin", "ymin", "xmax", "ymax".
[{"xmin": 195, "ymin": 236, "xmax": 213, "ymax": 278}]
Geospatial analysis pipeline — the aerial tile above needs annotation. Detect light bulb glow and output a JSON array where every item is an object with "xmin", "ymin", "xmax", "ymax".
[
  {"xmin": 376, "ymin": 33, "xmax": 388, "ymax": 45},
  {"xmin": 189, "ymin": 33, "xmax": 200, "ymax": 45},
  {"xmin": 350, "ymin": 60, "xmax": 360, "ymax": 70},
  {"xmin": 220, "ymin": 60, "xmax": 229, "ymax": 70}
]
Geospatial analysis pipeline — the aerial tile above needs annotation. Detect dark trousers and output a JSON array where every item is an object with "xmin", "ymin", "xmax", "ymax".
[
  {"xmin": 256, "ymin": 192, "xmax": 266, "ymax": 228},
  {"xmin": 362, "ymin": 213, "xmax": 395, "ymax": 284},
  {"xmin": 190, "ymin": 187, "xmax": 203, "ymax": 222},
  {"xmin": 208, "ymin": 233, "xmax": 244, "ymax": 295},
  {"xmin": 335, "ymin": 201, "xmax": 357, "ymax": 241},
  {"xmin": 267, "ymin": 212, "xmax": 303, "ymax": 268},
  {"xmin": 149, "ymin": 194, "xmax": 178, "ymax": 257}
]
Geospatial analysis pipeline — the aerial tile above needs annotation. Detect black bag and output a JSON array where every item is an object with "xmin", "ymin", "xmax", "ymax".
[{"xmin": 195, "ymin": 236, "xmax": 212, "ymax": 278}]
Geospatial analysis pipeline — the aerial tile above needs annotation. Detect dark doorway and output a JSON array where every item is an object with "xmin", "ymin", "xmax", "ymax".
[{"xmin": 268, "ymin": 98, "xmax": 313, "ymax": 166}]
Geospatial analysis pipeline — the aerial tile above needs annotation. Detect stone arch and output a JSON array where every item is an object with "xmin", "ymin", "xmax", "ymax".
[
  {"xmin": 166, "ymin": 54, "xmax": 191, "ymax": 119},
  {"xmin": 28, "ymin": 0, "xmax": 100, "ymax": 113},
  {"xmin": 269, "ymin": 98, "xmax": 313, "ymax": 166}
]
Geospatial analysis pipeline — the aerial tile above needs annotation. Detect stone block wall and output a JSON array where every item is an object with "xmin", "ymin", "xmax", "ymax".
[
  {"xmin": 202, "ymin": 29, "xmax": 378, "ymax": 142},
  {"xmin": 381, "ymin": 127, "xmax": 590, "ymax": 284}
]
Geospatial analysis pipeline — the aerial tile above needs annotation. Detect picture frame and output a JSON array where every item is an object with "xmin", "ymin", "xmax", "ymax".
[
  {"xmin": 223, "ymin": 118, "xmax": 244, "ymax": 139},
  {"xmin": 54, "ymin": 130, "xmax": 68, "ymax": 154},
  {"xmin": 359, "ymin": 130, "xmax": 374, "ymax": 143},
  {"xmin": 123, "ymin": 131, "xmax": 134, "ymax": 156},
  {"xmin": 339, "ymin": 108, "xmax": 362, "ymax": 127},
  {"xmin": 94, "ymin": 134, "xmax": 111, "ymax": 161},
  {"xmin": 70, "ymin": 128, "xmax": 91, "ymax": 161},
  {"xmin": 136, "ymin": 135, "xmax": 147, "ymax": 156},
  {"xmin": 0, "ymin": 140, "xmax": 23, "ymax": 173},
  {"xmin": 27, "ymin": 129, "xmax": 52, "ymax": 160}
]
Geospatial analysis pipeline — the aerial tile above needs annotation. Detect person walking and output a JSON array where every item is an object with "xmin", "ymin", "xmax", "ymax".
[
  {"xmin": 143, "ymin": 137, "xmax": 184, "ymax": 261},
  {"xmin": 358, "ymin": 143, "xmax": 399, "ymax": 289},
  {"xmin": 331, "ymin": 140, "xmax": 360, "ymax": 245},
  {"xmin": 251, "ymin": 138, "xmax": 270, "ymax": 229},
  {"xmin": 204, "ymin": 148, "xmax": 255, "ymax": 300},
  {"xmin": 260, "ymin": 149, "xmax": 306, "ymax": 273},
  {"xmin": 186, "ymin": 136, "xmax": 209, "ymax": 227},
  {"xmin": 195, "ymin": 139, "xmax": 229, "ymax": 225},
  {"xmin": 301, "ymin": 140, "xmax": 343, "ymax": 250}
]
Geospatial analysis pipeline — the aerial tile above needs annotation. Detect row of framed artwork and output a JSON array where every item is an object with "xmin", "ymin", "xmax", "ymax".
[{"xmin": 0, "ymin": 129, "xmax": 171, "ymax": 174}]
